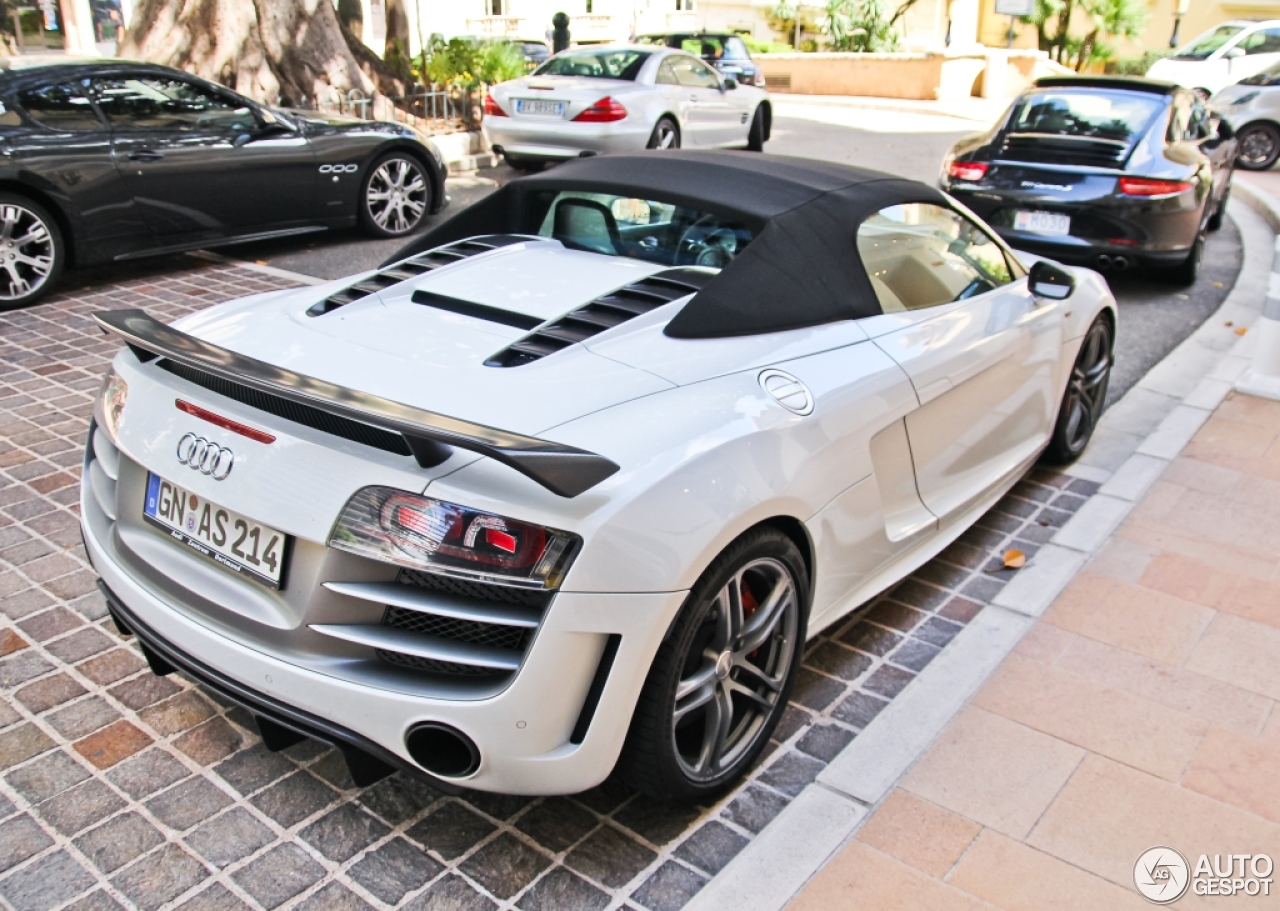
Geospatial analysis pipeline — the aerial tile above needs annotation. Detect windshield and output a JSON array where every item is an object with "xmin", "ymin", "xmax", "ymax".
[
  {"xmin": 1008, "ymin": 90, "xmax": 1164, "ymax": 143},
  {"xmin": 1172, "ymin": 24, "xmax": 1245, "ymax": 60},
  {"xmin": 532, "ymin": 50, "xmax": 649, "ymax": 80},
  {"xmin": 1241, "ymin": 61, "xmax": 1280, "ymax": 86},
  {"xmin": 530, "ymin": 190, "xmax": 754, "ymax": 268}
]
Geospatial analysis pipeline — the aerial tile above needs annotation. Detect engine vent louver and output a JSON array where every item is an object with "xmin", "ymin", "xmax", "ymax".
[
  {"xmin": 485, "ymin": 267, "xmax": 715, "ymax": 368},
  {"xmin": 306, "ymin": 235, "xmax": 538, "ymax": 317},
  {"xmin": 997, "ymin": 134, "xmax": 1129, "ymax": 169}
]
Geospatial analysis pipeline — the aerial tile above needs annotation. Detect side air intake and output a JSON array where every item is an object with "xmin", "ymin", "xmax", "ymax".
[
  {"xmin": 485, "ymin": 268, "xmax": 715, "ymax": 368},
  {"xmin": 306, "ymin": 235, "xmax": 538, "ymax": 317}
]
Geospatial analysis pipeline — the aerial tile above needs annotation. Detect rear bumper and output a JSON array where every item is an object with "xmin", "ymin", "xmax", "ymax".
[
  {"xmin": 1001, "ymin": 231, "xmax": 1192, "ymax": 268},
  {"xmin": 482, "ymin": 118, "xmax": 654, "ymax": 160}
]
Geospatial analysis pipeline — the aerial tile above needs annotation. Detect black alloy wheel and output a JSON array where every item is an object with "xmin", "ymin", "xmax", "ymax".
[
  {"xmin": 648, "ymin": 116, "xmax": 681, "ymax": 150},
  {"xmin": 360, "ymin": 153, "xmax": 431, "ymax": 237},
  {"xmin": 1042, "ymin": 316, "xmax": 1112, "ymax": 465},
  {"xmin": 619, "ymin": 528, "xmax": 807, "ymax": 802},
  {"xmin": 1236, "ymin": 123, "xmax": 1280, "ymax": 171},
  {"xmin": 0, "ymin": 194, "xmax": 62, "ymax": 310},
  {"xmin": 746, "ymin": 106, "xmax": 766, "ymax": 152}
]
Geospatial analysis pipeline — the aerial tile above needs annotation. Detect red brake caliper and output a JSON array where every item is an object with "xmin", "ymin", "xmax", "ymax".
[{"xmin": 741, "ymin": 584, "xmax": 760, "ymax": 660}]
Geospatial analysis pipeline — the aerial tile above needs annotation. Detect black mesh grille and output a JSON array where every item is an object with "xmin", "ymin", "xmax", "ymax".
[
  {"xmin": 998, "ymin": 135, "xmax": 1127, "ymax": 169},
  {"xmin": 382, "ymin": 607, "xmax": 533, "ymax": 652},
  {"xmin": 397, "ymin": 568, "xmax": 552, "ymax": 609},
  {"xmin": 375, "ymin": 650, "xmax": 506, "ymax": 677},
  {"xmin": 158, "ymin": 360, "xmax": 412, "ymax": 457}
]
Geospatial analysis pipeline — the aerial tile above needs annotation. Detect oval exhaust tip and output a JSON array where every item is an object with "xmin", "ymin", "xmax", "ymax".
[{"xmin": 406, "ymin": 723, "xmax": 480, "ymax": 778}]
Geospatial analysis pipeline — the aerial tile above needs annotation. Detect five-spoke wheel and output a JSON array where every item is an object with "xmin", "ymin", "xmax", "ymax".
[
  {"xmin": 361, "ymin": 153, "xmax": 431, "ymax": 237},
  {"xmin": 0, "ymin": 195, "xmax": 61, "ymax": 310},
  {"xmin": 619, "ymin": 528, "xmax": 807, "ymax": 801},
  {"xmin": 1042, "ymin": 315, "xmax": 1112, "ymax": 464}
]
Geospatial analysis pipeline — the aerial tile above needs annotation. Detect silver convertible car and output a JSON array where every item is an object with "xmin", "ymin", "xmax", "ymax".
[
  {"xmin": 481, "ymin": 45, "xmax": 771, "ymax": 169},
  {"xmin": 83, "ymin": 154, "xmax": 1114, "ymax": 802}
]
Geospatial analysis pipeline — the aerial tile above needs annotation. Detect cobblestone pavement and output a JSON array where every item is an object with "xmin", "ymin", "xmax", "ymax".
[{"xmin": 0, "ymin": 259, "xmax": 1101, "ymax": 911}]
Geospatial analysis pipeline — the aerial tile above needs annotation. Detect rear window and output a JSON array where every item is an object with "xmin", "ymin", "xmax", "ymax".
[
  {"xmin": 1008, "ymin": 90, "xmax": 1164, "ymax": 144},
  {"xmin": 528, "ymin": 190, "xmax": 754, "ymax": 268},
  {"xmin": 1172, "ymin": 24, "xmax": 1245, "ymax": 60},
  {"xmin": 533, "ymin": 50, "xmax": 649, "ymax": 80}
]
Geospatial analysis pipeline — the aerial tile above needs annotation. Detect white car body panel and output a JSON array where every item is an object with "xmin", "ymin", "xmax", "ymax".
[
  {"xmin": 482, "ymin": 46, "xmax": 769, "ymax": 159},
  {"xmin": 82, "ymin": 213, "xmax": 1114, "ymax": 793},
  {"xmin": 1148, "ymin": 20, "xmax": 1280, "ymax": 95}
]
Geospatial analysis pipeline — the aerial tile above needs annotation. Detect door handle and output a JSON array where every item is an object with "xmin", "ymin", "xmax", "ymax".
[{"xmin": 127, "ymin": 150, "xmax": 164, "ymax": 162}]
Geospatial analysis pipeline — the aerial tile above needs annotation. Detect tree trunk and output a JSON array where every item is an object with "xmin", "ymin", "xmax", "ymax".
[{"xmin": 120, "ymin": 0, "xmax": 404, "ymax": 108}]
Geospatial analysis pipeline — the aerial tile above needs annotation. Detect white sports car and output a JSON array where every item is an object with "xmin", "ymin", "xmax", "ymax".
[
  {"xmin": 481, "ymin": 45, "xmax": 771, "ymax": 169},
  {"xmin": 82, "ymin": 153, "xmax": 1115, "ymax": 802}
]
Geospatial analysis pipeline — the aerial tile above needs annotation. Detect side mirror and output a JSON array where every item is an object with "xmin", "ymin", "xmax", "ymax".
[
  {"xmin": 723, "ymin": 77, "xmax": 737, "ymax": 90},
  {"xmin": 1029, "ymin": 260, "xmax": 1075, "ymax": 300},
  {"xmin": 232, "ymin": 132, "xmax": 254, "ymax": 148},
  {"xmin": 1226, "ymin": 47, "xmax": 1246, "ymax": 59}
]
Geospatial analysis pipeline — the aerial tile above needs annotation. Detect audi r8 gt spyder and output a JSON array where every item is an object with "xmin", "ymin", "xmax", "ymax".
[
  {"xmin": 941, "ymin": 76, "xmax": 1236, "ymax": 284},
  {"xmin": 0, "ymin": 58, "xmax": 448, "ymax": 310},
  {"xmin": 82, "ymin": 152, "xmax": 1116, "ymax": 802},
  {"xmin": 481, "ymin": 45, "xmax": 770, "ymax": 170}
]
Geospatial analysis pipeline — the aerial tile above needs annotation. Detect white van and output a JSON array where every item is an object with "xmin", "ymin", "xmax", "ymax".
[{"xmin": 1148, "ymin": 20, "xmax": 1280, "ymax": 96}]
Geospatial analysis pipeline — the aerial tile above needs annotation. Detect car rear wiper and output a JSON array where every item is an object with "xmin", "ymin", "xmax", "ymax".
[{"xmin": 92, "ymin": 309, "xmax": 620, "ymax": 498}]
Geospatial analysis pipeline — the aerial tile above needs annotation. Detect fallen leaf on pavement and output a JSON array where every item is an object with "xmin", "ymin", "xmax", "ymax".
[
  {"xmin": 1236, "ymin": 326, "xmax": 1248, "ymax": 335},
  {"xmin": 988, "ymin": 549, "xmax": 1026, "ymax": 572}
]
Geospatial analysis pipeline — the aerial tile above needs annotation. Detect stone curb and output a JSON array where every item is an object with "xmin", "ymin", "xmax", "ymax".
[{"xmin": 685, "ymin": 193, "xmax": 1276, "ymax": 911}]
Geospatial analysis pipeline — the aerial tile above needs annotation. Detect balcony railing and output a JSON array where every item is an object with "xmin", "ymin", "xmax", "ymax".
[{"xmin": 466, "ymin": 16, "xmax": 527, "ymax": 37}]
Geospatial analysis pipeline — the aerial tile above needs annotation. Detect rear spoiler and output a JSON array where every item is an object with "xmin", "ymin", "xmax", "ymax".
[{"xmin": 92, "ymin": 309, "xmax": 620, "ymax": 498}]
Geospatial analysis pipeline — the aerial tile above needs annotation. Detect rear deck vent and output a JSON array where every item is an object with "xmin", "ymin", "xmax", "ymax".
[
  {"xmin": 998, "ymin": 134, "xmax": 1128, "ymax": 169},
  {"xmin": 306, "ymin": 235, "xmax": 538, "ymax": 317},
  {"xmin": 484, "ymin": 267, "xmax": 715, "ymax": 368}
]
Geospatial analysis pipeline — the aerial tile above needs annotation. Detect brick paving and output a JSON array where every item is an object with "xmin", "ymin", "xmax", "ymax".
[
  {"xmin": 788, "ymin": 392, "xmax": 1280, "ymax": 910},
  {"xmin": 0, "ymin": 258, "xmax": 1101, "ymax": 911}
]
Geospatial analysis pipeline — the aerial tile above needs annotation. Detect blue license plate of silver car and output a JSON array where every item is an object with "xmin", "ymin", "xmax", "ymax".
[
  {"xmin": 143, "ymin": 473, "xmax": 287, "ymax": 588},
  {"xmin": 515, "ymin": 99, "xmax": 566, "ymax": 117}
]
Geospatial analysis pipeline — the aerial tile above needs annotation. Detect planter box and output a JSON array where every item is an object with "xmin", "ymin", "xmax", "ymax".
[{"xmin": 756, "ymin": 50, "xmax": 1050, "ymax": 101}]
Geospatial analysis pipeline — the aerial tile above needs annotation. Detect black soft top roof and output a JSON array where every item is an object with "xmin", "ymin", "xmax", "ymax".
[
  {"xmin": 390, "ymin": 152, "xmax": 946, "ymax": 338},
  {"xmin": 1031, "ymin": 75, "xmax": 1180, "ymax": 96}
]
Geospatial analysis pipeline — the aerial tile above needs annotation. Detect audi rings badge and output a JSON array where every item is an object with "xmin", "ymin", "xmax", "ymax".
[
  {"xmin": 176, "ymin": 433, "xmax": 234, "ymax": 480},
  {"xmin": 318, "ymin": 164, "xmax": 359, "ymax": 174}
]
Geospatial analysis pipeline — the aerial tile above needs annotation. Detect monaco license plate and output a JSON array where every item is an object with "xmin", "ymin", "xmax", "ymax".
[
  {"xmin": 1014, "ymin": 210, "xmax": 1071, "ymax": 236},
  {"xmin": 515, "ymin": 98, "xmax": 566, "ymax": 117},
  {"xmin": 143, "ymin": 473, "xmax": 287, "ymax": 588}
]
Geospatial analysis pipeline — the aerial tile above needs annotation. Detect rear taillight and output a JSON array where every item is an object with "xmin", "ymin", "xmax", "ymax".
[
  {"xmin": 573, "ymin": 97, "xmax": 627, "ymax": 123},
  {"xmin": 483, "ymin": 93, "xmax": 507, "ymax": 117},
  {"xmin": 947, "ymin": 160, "xmax": 989, "ymax": 182},
  {"xmin": 329, "ymin": 487, "xmax": 580, "ymax": 589},
  {"xmin": 1118, "ymin": 177, "xmax": 1193, "ymax": 197}
]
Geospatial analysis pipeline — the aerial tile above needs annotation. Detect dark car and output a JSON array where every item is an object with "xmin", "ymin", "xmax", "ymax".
[
  {"xmin": 636, "ymin": 33, "xmax": 760, "ymax": 85},
  {"xmin": 516, "ymin": 39, "xmax": 551, "ymax": 71},
  {"xmin": 0, "ymin": 59, "xmax": 448, "ymax": 309},
  {"xmin": 940, "ymin": 76, "xmax": 1236, "ymax": 284}
]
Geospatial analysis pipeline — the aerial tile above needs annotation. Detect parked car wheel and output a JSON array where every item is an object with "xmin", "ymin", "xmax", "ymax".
[
  {"xmin": 360, "ymin": 153, "xmax": 432, "ymax": 237},
  {"xmin": 1236, "ymin": 123, "xmax": 1280, "ymax": 171},
  {"xmin": 1207, "ymin": 184, "xmax": 1231, "ymax": 231},
  {"xmin": 1167, "ymin": 228, "xmax": 1205, "ymax": 286},
  {"xmin": 618, "ymin": 527, "xmax": 807, "ymax": 802},
  {"xmin": 746, "ymin": 106, "xmax": 767, "ymax": 152},
  {"xmin": 647, "ymin": 116, "xmax": 681, "ymax": 150},
  {"xmin": 0, "ymin": 194, "xmax": 62, "ymax": 311},
  {"xmin": 1042, "ymin": 315, "xmax": 1112, "ymax": 465}
]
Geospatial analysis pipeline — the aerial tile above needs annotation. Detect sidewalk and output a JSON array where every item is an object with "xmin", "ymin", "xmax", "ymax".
[
  {"xmin": 788, "ymin": 388, "xmax": 1280, "ymax": 909},
  {"xmin": 768, "ymin": 93, "xmax": 1006, "ymax": 127}
]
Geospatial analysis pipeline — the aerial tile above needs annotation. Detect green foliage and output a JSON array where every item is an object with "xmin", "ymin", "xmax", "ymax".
[
  {"xmin": 767, "ymin": 0, "xmax": 820, "ymax": 48},
  {"xmin": 1022, "ymin": 0, "xmax": 1148, "ymax": 71},
  {"xmin": 419, "ymin": 36, "xmax": 522, "ymax": 88},
  {"xmin": 1109, "ymin": 48, "xmax": 1170, "ymax": 75},
  {"xmin": 818, "ymin": 0, "xmax": 917, "ymax": 52},
  {"xmin": 476, "ymin": 41, "xmax": 526, "ymax": 85}
]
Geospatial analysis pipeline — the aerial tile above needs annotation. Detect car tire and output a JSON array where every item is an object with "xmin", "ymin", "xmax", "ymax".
[
  {"xmin": 1166, "ymin": 228, "xmax": 1205, "ymax": 286},
  {"xmin": 746, "ymin": 106, "xmax": 766, "ymax": 152},
  {"xmin": 1041, "ymin": 315, "xmax": 1112, "ymax": 465},
  {"xmin": 1207, "ymin": 183, "xmax": 1231, "ymax": 231},
  {"xmin": 0, "ymin": 194, "xmax": 63, "ymax": 311},
  {"xmin": 617, "ymin": 527, "xmax": 808, "ymax": 803},
  {"xmin": 1236, "ymin": 123, "xmax": 1280, "ymax": 171},
  {"xmin": 647, "ymin": 116, "xmax": 681, "ymax": 150},
  {"xmin": 359, "ymin": 152, "xmax": 432, "ymax": 238}
]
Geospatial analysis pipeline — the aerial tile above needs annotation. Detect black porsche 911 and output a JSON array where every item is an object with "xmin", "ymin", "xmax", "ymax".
[
  {"xmin": 940, "ymin": 76, "xmax": 1236, "ymax": 284},
  {"xmin": 0, "ymin": 58, "xmax": 449, "ymax": 309}
]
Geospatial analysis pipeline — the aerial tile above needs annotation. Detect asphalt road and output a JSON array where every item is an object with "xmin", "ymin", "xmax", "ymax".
[{"xmin": 219, "ymin": 104, "xmax": 1244, "ymax": 408}]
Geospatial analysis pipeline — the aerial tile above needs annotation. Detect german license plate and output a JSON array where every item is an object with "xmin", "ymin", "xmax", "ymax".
[
  {"xmin": 143, "ymin": 473, "xmax": 287, "ymax": 588},
  {"xmin": 1014, "ymin": 210, "xmax": 1071, "ymax": 236},
  {"xmin": 515, "ymin": 99, "xmax": 565, "ymax": 117}
]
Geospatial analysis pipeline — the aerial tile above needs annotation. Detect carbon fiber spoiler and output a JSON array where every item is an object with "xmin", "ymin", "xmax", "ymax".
[{"xmin": 93, "ymin": 309, "xmax": 620, "ymax": 498}]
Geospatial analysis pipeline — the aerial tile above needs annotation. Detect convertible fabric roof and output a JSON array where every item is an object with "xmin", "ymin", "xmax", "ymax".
[{"xmin": 388, "ymin": 151, "xmax": 948, "ymax": 338}]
